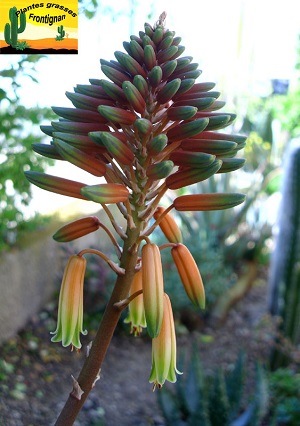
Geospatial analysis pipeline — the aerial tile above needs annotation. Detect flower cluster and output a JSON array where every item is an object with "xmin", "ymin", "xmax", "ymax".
[{"xmin": 26, "ymin": 13, "xmax": 246, "ymax": 389}]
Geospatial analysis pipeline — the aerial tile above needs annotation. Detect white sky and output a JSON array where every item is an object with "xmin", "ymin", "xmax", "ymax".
[{"xmin": 1, "ymin": 0, "xmax": 300, "ymax": 216}]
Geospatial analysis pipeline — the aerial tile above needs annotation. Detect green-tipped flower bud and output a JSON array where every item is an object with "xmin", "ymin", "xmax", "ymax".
[
  {"xmin": 170, "ymin": 151, "xmax": 215, "ymax": 168},
  {"xmin": 101, "ymin": 64, "xmax": 130, "ymax": 86},
  {"xmin": 167, "ymin": 105, "xmax": 197, "ymax": 121},
  {"xmin": 122, "ymin": 81, "xmax": 146, "ymax": 114},
  {"xmin": 161, "ymin": 60, "xmax": 177, "ymax": 80},
  {"xmin": 115, "ymin": 50, "xmax": 147, "ymax": 77},
  {"xmin": 156, "ymin": 78, "xmax": 181, "ymax": 104},
  {"xmin": 152, "ymin": 26, "xmax": 164, "ymax": 45},
  {"xmin": 166, "ymin": 159, "xmax": 222, "ymax": 190},
  {"xmin": 98, "ymin": 79, "xmax": 128, "ymax": 103},
  {"xmin": 133, "ymin": 74, "xmax": 149, "ymax": 98},
  {"xmin": 217, "ymin": 158, "xmax": 246, "ymax": 173},
  {"xmin": 25, "ymin": 171, "xmax": 87, "ymax": 200},
  {"xmin": 166, "ymin": 118, "xmax": 209, "ymax": 143},
  {"xmin": 32, "ymin": 143, "xmax": 63, "ymax": 160},
  {"xmin": 129, "ymin": 40, "xmax": 145, "ymax": 64},
  {"xmin": 80, "ymin": 183, "xmax": 129, "ymax": 204},
  {"xmin": 148, "ymin": 66, "xmax": 163, "ymax": 88},
  {"xmin": 144, "ymin": 44, "xmax": 156, "ymax": 70},
  {"xmin": 146, "ymin": 160, "xmax": 174, "ymax": 180},
  {"xmin": 52, "ymin": 106, "xmax": 107, "ymax": 123},
  {"xmin": 91, "ymin": 131, "xmax": 134, "ymax": 165},
  {"xmin": 98, "ymin": 105, "xmax": 137, "ymax": 125},
  {"xmin": 157, "ymin": 45, "xmax": 178, "ymax": 63},
  {"xmin": 147, "ymin": 134, "xmax": 168, "ymax": 154},
  {"xmin": 134, "ymin": 118, "xmax": 153, "ymax": 137},
  {"xmin": 181, "ymin": 138, "xmax": 237, "ymax": 155},
  {"xmin": 54, "ymin": 139, "xmax": 106, "ymax": 177}
]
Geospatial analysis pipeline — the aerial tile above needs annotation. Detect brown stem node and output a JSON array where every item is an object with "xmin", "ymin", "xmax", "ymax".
[{"xmin": 70, "ymin": 376, "xmax": 84, "ymax": 401}]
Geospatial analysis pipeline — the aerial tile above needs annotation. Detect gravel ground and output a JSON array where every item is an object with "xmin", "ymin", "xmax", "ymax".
[{"xmin": 0, "ymin": 278, "xmax": 273, "ymax": 426}]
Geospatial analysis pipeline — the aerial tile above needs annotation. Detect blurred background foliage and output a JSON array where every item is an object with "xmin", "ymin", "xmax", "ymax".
[{"xmin": 0, "ymin": 55, "xmax": 56, "ymax": 251}]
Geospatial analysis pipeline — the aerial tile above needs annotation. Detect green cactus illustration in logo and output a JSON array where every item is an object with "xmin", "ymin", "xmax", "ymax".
[{"xmin": 4, "ymin": 6, "xmax": 26, "ymax": 48}]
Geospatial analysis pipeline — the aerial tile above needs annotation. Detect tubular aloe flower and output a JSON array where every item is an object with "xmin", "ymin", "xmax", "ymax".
[
  {"xmin": 51, "ymin": 255, "xmax": 87, "ymax": 350},
  {"xmin": 153, "ymin": 206, "xmax": 182, "ymax": 243},
  {"xmin": 124, "ymin": 270, "xmax": 147, "ymax": 336},
  {"xmin": 149, "ymin": 293, "xmax": 181, "ymax": 389},
  {"xmin": 142, "ymin": 242, "xmax": 164, "ymax": 338},
  {"xmin": 171, "ymin": 243, "xmax": 205, "ymax": 309}
]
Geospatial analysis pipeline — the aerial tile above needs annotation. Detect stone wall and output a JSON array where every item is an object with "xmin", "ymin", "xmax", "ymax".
[
  {"xmin": 0, "ymin": 234, "xmax": 63, "ymax": 343},
  {"xmin": 0, "ymin": 206, "xmax": 125, "ymax": 344}
]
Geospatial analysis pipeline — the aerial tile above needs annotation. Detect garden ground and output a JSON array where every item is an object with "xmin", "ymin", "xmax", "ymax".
[{"xmin": 0, "ymin": 275, "xmax": 273, "ymax": 426}]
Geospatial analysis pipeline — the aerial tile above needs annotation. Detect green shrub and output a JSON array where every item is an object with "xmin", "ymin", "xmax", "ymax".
[{"xmin": 268, "ymin": 368, "xmax": 300, "ymax": 426}]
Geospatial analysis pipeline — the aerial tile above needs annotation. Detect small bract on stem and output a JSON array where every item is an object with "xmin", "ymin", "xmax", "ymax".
[{"xmin": 25, "ymin": 11, "xmax": 247, "ymax": 425}]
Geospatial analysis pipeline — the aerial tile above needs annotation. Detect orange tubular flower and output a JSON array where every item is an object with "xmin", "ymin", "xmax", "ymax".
[
  {"xmin": 142, "ymin": 243, "xmax": 164, "ymax": 338},
  {"xmin": 53, "ymin": 216, "xmax": 101, "ymax": 242},
  {"xmin": 171, "ymin": 243, "xmax": 205, "ymax": 309},
  {"xmin": 124, "ymin": 270, "xmax": 147, "ymax": 336},
  {"xmin": 173, "ymin": 193, "xmax": 246, "ymax": 211},
  {"xmin": 51, "ymin": 255, "xmax": 87, "ymax": 350},
  {"xmin": 149, "ymin": 293, "xmax": 182, "ymax": 389},
  {"xmin": 153, "ymin": 206, "xmax": 182, "ymax": 244}
]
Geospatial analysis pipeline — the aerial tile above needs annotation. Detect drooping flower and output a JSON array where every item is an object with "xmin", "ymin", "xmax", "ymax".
[
  {"xmin": 142, "ymin": 242, "xmax": 164, "ymax": 338},
  {"xmin": 124, "ymin": 270, "xmax": 147, "ymax": 336},
  {"xmin": 171, "ymin": 243, "xmax": 205, "ymax": 309},
  {"xmin": 149, "ymin": 293, "xmax": 181, "ymax": 389},
  {"xmin": 51, "ymin": 255, "xmax": 87, "ymax": 350},
  {"xmin": 153, "ymin": 206, "xmax": 182, "ymax": 244}
]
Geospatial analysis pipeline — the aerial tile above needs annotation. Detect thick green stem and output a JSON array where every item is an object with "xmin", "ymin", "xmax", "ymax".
[{"xmin": 55, "ymin": 223, "xmax": 142, "ymax": 425}]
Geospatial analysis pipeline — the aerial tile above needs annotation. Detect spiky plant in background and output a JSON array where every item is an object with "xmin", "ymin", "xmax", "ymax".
[
  {"xmin": 268, "ymin": 141, "xmax": 300, "ymax": 369},
  {"xmin": 158, "ymin": 351, "xmax": 269, "ymax": 426},
  {"xmin": 25, "ymin": 12, "xmax": 246, "ymax": 425}
]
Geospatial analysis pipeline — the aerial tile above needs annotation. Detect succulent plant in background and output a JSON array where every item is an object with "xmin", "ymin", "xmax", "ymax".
[
  {"xmin": 268, "ymin": 141, "xmax": 300, "ymax": 369},
  {"xmin": 25, "ymin": 12, "xmax": 246, "ymax": 425},
  {"xmin": 158, "ymin": 350, "xmax": 269, "ymax": 426}
]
